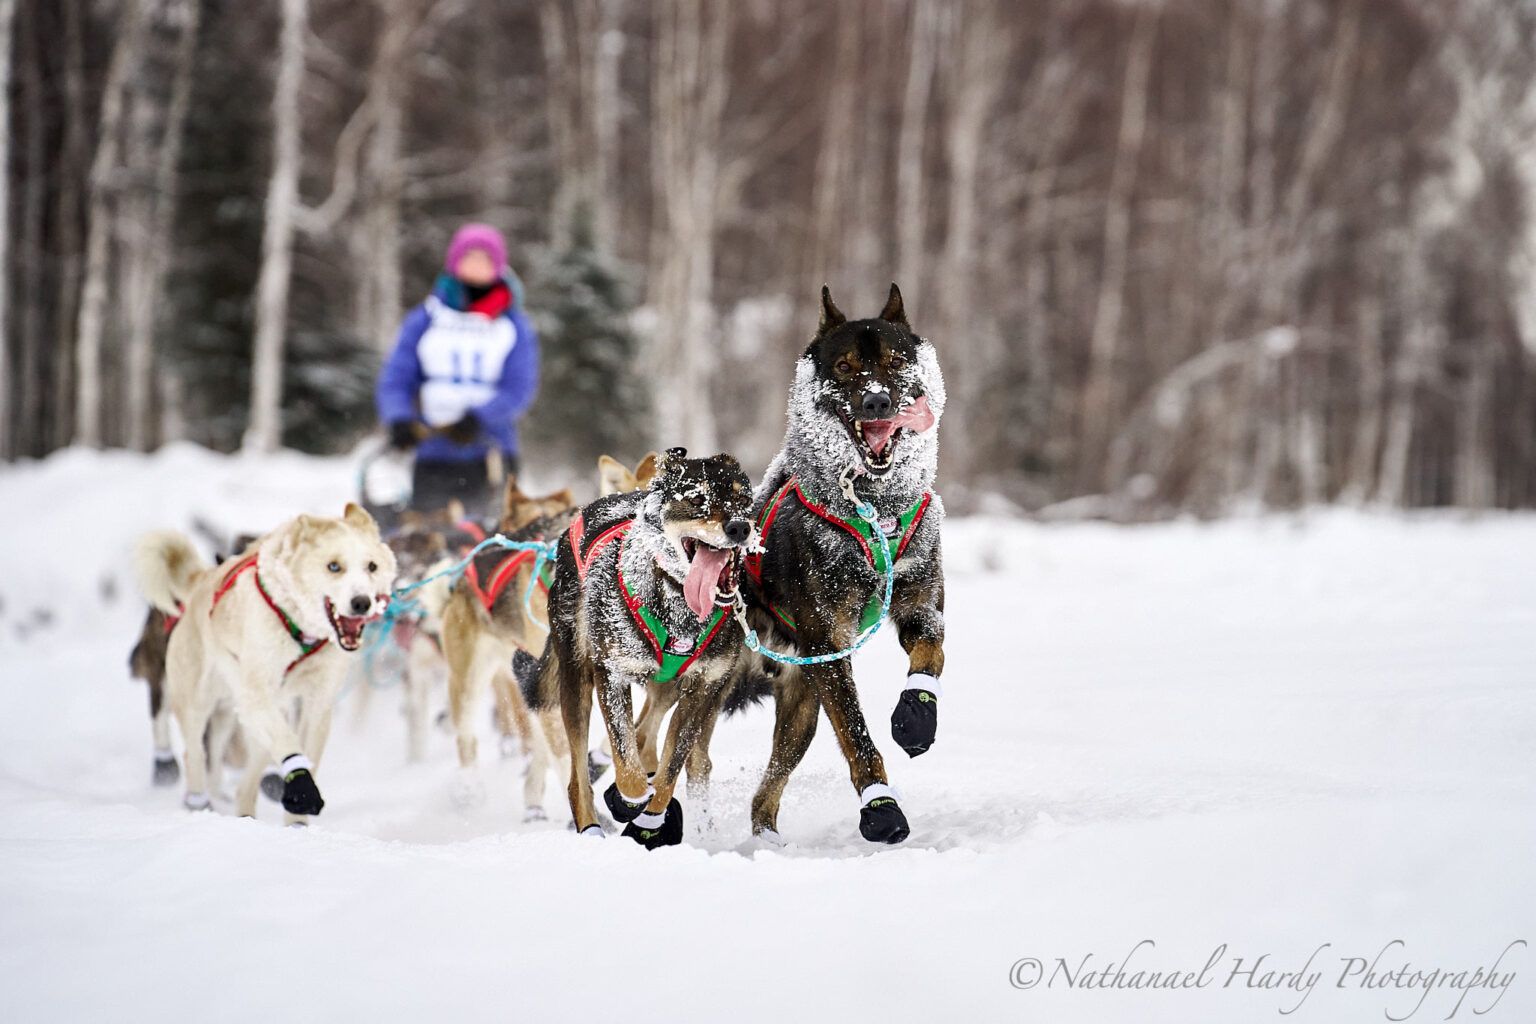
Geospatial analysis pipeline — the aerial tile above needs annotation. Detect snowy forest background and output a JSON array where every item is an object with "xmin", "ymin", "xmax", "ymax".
[{"xmin": 3, "ymin": 0, "xmax": 1536, "ymax": 517}]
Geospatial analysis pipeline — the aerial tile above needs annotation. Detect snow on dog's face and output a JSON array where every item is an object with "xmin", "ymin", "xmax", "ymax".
[
  {"xmin": 794, "ymin": 283, "xmax": 944, "ymax": 480},
  {"xmin": 278, "ymin": 504, "xmax": 398, "ymax": 651},
  {"xmin": 648, "ymin": 448, "xmax": 755, "ymax": 620}
]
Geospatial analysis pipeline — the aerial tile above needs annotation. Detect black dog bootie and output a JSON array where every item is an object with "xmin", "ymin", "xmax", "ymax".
[
  {"xmin": 622, "ymin": 799, "xmax": 684, "ymax": 850},
  {"xmin": 280, "ymin": 754, "xmax": 324, "ymax": 816},
  {"xmin": 890, "ymin": 685, "xmax": 938, "ymax": 757},
  {"xmin": 603, "ymin": 781, "xmax": 653, "ymax": 824},
  {"xmin": 858, "ymin": 783, "xmax": 909, "ymax": 844}
]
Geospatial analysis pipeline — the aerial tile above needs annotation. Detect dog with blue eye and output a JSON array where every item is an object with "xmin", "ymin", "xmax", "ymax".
[{"xmin": 133, "ymin": 504, "xmax": 397, "ymax": 824}]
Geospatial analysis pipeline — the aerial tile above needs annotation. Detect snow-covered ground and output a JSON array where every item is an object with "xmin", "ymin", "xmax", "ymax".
[{"xmin": 1, "ymin": 445, "xmax": 1532, "ymax": 1023}]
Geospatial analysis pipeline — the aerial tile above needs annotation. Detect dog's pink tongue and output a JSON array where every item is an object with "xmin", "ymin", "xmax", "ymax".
[
  {"xmin": 862, "ymin": 396, "xmax": 934, "ymax": 456},
  {"xmin": 893, "ymin": 394, "xmax": 935, "ymax": 433},
  {"xmin": 863, "ymin": 420, "xmax": 898, "ymax": 456},
  {"xmin": 683, "ymin": 545, "xmax": 731, "ymax": 620}
]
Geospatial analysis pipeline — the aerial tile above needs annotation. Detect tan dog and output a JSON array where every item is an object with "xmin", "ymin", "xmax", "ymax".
[
  {"xmin": 431, "ymin": 477, "xmax": 578, "ymax": 818},
  {"xmin": 597, "ymin": 452, "xmax": 658, "ymax": 497},
  {"xmin": 134, "ymin": 504, "xmax": 397, "ymax": 823}
]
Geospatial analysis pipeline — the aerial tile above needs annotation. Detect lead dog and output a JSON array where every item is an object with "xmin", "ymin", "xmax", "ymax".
[
  {"xmin": 742, "ymin": 283, "xmax": 947, "ymax": 845},
  {"xmin": 134, "ymin": 504, "xmax": 397, "ymax": 823}
]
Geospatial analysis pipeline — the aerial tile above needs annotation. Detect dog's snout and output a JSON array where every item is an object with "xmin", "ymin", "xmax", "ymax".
[
  {"xmin": 349, "ymin": 594, "xmax": 372, "ymax": 616},
  {"xmin": 862, "ymin": 391, "xmax": 893, "ymax": 419},
  {"xmin": 723, "ymin": 519, "xmax": 751, "ymax": 546}
]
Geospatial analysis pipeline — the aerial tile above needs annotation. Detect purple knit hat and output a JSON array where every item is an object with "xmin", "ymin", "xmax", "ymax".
[{"xmin": 444, "ymin": 223, "xmax": 507, "ymax": 273}]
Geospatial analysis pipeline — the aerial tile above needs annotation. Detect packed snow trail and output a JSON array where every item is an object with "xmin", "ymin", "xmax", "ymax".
[{"xmin": 0, "ymin": 446, "xmax": 1531, "ymax": 1023}]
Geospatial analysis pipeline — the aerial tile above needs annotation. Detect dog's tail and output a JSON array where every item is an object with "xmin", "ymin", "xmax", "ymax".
[
  {"xmin": 720, "ymin": 664, "xmax": 776, "ymax": 717},
  {"xmin": 133, "ymin": 531, "xmax": 206, "ymax": 614}
]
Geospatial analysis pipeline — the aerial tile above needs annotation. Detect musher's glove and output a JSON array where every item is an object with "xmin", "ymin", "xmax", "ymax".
[
  {"xmin": 445, "ymin": 412, "xmax": 481, "ymax": 447},
  {"xmin": 890, "ymin": 687, "xmax": 938, "ymax": 757},
  {"xmin": 388, "ymin": 420, "xmax": 418, "ymax": 451}
]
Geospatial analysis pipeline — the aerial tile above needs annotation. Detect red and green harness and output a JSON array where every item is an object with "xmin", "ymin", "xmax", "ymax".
[
  {"xmin": 743, "ymin": 476, "xmax": 931, "ymax": 634},
  {"xmin": 568, "ymin": 511, "xmax": 731, "ymax": 685},
  {"xmin": 209, "ymin": 553, "xmax": 329, "ymax": 676}
]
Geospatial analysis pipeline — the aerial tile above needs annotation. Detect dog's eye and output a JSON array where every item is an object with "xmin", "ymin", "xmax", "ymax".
[
  {"xmin": 367, "ymin": 561, "xmax": 378, "ymax": 574},
  {"xmin": 835, "ymin": 360, "xmax": 852, "ymax": 374},
  {"xmin": 890, "ymin": 354, "xmax": 907, "ymax": 370},
  {"xmin": 327, "ymin": 561, "xmax": 342, "ymax": 573},
  {"xmin": 690, "ymin": 493, "xmax": 706, "ymax": 507}
]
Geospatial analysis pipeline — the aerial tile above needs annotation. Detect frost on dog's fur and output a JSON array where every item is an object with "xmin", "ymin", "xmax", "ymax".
[{"xmin": 763, "ymin": 336, "xmax": 947, "ymax": 526}]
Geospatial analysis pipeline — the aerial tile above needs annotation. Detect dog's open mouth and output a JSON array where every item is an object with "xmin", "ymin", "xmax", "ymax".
[
  {"xmin": 681, "ymin": 537, "xmax": 742, "ymax": 621},
  {"xmin": 843, "ymin": 394, "xmax": 935, "ymax": 475},
  {"xmin": 325, "ymin": 598, "xmax": 372, "ymax": 652}
]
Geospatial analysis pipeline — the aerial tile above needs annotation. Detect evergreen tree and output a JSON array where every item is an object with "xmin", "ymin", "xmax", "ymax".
[{"xmin": 522, "ymin": 208, "xmax": 652, "ymax": 473}]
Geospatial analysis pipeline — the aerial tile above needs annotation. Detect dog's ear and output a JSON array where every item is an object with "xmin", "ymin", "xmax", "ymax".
[
  {"xmin": 398, "ymin": 510, "xmax": 424, "ymax": 531},
  {"xmin": 818, "ymin": 284, "xmax": 846, "ymax": 335},
  {"xmin": 597, "ymin": 455, "xmax": 633, "ymax": 496},
  {"xmin": 653, "ymin": 447, "xmax": 687, "ymax": 487},
  {"xmin": 879, "ymin": 282, "xmax": 909, "ymax": 329},
  {"xmin": 634, "ymin": 452, "xmax": 660, "ymax": 490},
  {"xmin": 712, "ymin": 453, "xmax": 742, "ymax": 472},
  {"xmin": 343, "ymin": 502, "xmax": 379, "ymax": 537},
  {"xmin": 502, "ymin": 475, "xmax": 528, "ymax": 518}
]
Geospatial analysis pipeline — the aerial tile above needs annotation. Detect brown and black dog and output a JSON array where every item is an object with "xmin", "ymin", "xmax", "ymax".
[
  {"xmin": 536, "ymin": 448, "xmax": 757, "ymax": 847},
  {"xmin": 740, "ymin": 283, "xmax": 947, "ymax": 845}
]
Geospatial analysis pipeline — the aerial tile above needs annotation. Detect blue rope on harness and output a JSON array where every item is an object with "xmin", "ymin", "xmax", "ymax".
[
  {"xmin": 731, "ymin": 469, "xmax": 896, "ymax": 666},
  {"xmin": 352, "ymin": 535, "xmax": 561, "ymax": 694}
]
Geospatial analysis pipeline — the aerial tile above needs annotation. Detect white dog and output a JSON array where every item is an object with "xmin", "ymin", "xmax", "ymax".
[{"xmin": 134, "ymin": 504, "xmax": 397, "ymax": 824}]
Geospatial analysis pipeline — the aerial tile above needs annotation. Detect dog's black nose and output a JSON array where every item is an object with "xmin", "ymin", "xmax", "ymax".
[
  {"xmin": 862, "ymin": 391, "xmax": 893, "ymax": 419},
  {"xmin": 349, "ymin": 595, "xmax": 372, "ymax": 616},
  {"xmin": 723, "ymin": 519, "xmax": 751, "ymax": 546}
]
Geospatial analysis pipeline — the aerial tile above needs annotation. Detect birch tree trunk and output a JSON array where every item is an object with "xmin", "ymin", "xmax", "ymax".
[
  {"xmin": 807, "ymin": 3, "xmax": 860, "ymax": 287},
  {"xmin": 361, "ymin": 0, "xmax": 412, "ymax": 352},
  {"xmin": 0, "ymin": 0, "xmax": 16, "ymax": 457},
  {"xmin": 937, "ymin": 0, "xmax": 1006, "ymax": 485},
  {"xmin": 53, "ymin": 0, "xmax": 90, "ymax": 449},
  {"xmin": 894, "ymin": 0, "xmax": 939, "ymax": 303},
  {"xmin": 245, "ymin": 0, "xmax": 308, "ymax": 454},
  {"xmin": 17, "ymin": 4, "xmax": 45, "ymax": 457},
  {"xmin": 124, "ymin": 0, "xmax": 200, "ymax": 451},
  {"xmin": 74, "ymin": 0, "xmax": 147, "ymax": 449},
  {"xmin": 541, "ymin": 0, "xmax": 622, "ymax": 255},
  {"xmin": 648, "ymin": 0, "xmax": 728, "ymax": 454},
  {"xmin": 1079, "ymin": 0, "xmax": 1157, "ymax": 490}
]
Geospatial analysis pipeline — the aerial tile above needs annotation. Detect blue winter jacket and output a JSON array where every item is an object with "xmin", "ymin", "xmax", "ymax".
[{"xmin": 376, "ymin": 273, "xmax": 540, "ymax": 462}]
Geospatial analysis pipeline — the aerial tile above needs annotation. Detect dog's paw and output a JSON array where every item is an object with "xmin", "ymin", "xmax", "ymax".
[
  {"xmin": 578, "ymin": 824, "xmax": 606, "ymax": 838},
  {"xmin": 450, "ymin": 768, "xmax": 486, "ymax": 810},
  {"xmin": 260, "ymin": 766, "xmax": 285, "ymax": 803},
  {"xmin": 183, "ymin": 790, "xmax": 211, "ymax": 812},
  {"xmin": 621, "ymin": 799, "xmax": 684, "ymax": 850},
  {"xmin": 522, "ymin": 805, "xmax": 548, "ymax": 823},
  {"xmin": 858, "ymin": 784, "xmax": 909, "ymax": 844},
  {"xmin": 890, "ymin": 687, "xmax": 938, "ymax": 757},
  {"xmin": 754, "ymin": 827, "xmax": 786, "ymax": 848},
  {"xmin": 602, "ymin": 781, "xmax": 653, "ymax": 824},
  {"xmin": 152, "ymin": 751, "xmax": 180, "ymax": 787},
  {"xmin": 279, "ymin": 754, "xmax": 324, "ymax": 816}
]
